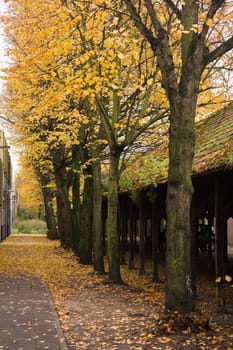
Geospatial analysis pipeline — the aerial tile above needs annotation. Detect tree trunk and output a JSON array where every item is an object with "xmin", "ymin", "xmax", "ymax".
[
  {"xmin": 55, "ymin": 167, "xmax": 73, "ymax": 249},
  {"xmin": 166, "ymin": 103, "xmax": 196, "ymax": 312},
  {"xmin": 42, "ymin": 186, "xmax": 58, "ymax": 240},
  {"xmin": 107, "ymin": 152, "xmax": 122, "ymax": 283},
  {"xmin": 79, "ymin": 164, "xmax": 93, "ymax": 265},
  {"xmin": 36, "ymin": 169, "xmax": 58, "ymax": 241},
  {"xmin": 72, "ymin": 145, "xmax": 81, "ymax": 254},
  {"xmin": 92, "ymin": 157, "xmax": 105, "ymax": 273}
]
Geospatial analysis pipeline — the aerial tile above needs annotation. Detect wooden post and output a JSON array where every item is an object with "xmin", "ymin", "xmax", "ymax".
[
  {"xmin": 215, "ymin": 176, "xmax": 225, "ymax": 278},
  {"xmin": 128, "ymin": 201, "xmax": 136, "ymax": 269},
  {"xmin": 215, "ymin": 176, "xmax": 225, "ymax": 306},
  {"xmin": 120, "ymin": 214, "xmax": 128, "ymax": 265},
  {"xmin": 139, "ymin": 191, "xmax": 145, "ymax": 275},
  {"xmin": 190, "ymin": 194, "xmax": 197, "ymax": 297},
  {"xmin": 152, "ymin": 200, "xmax": 160, "ymax": 282}
]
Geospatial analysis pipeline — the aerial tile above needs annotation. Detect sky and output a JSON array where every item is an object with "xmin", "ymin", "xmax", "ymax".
[
  {"xmin": 0, "ymin": 0, "xmax": 19, "ymax": 177},
  {"xmin": 0, "ymin": 0, "xmax": 9, "ymax": 107},
  {"xmin": 0, "ymin": 0, "xmax": 7, "ymax": 90}
]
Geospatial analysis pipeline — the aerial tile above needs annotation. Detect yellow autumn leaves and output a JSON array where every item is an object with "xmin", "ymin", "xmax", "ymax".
[
  {"xmin": 0, "ymin": 0, "xmax": 231, "ymax": 210},
  {"xmin": 215, "ymin": 275, "xmax": 232, "ymax": 283}
]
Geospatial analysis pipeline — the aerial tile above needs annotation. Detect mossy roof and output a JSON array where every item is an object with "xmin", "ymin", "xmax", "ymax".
[
  {"xmin": 193, "ymin": 102, "xmax": 233, "ymax": 174},
  {"xmin": 120, "ymin": 102, "xmax": 233, "ymax": 190}
]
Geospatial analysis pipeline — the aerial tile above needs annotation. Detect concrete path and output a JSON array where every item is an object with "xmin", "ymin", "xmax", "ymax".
[{"xmin": 0, "ymin": 275, "xmax": 69, "ymax": 350}]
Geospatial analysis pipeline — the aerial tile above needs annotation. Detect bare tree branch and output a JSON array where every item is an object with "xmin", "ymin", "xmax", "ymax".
[
  {"xmin": 123, "ymin": 0, "xmax": 158, "ymax": 51},
  {"xmin": 164, "ymin": 0, "xmax": 182, "ymax": 21},
  {"xmin": 0, "ymin": 115, "xmax": 15, "ymax": 125},
  {"xmin": 207, "ymin": 0, "xmax": 225, "ymax": 19},
  {"xmin": 205, "ymin": 36, "xmax": 233, "ymax": 65},
  {"xmin": 199, "ymin": 0, "xmax": 226, "ymax": 43}
]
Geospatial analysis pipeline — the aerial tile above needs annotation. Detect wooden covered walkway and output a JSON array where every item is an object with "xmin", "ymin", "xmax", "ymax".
[{"xmin": 106, "ymin": 103, "xmax": 233, "ymax": 280}]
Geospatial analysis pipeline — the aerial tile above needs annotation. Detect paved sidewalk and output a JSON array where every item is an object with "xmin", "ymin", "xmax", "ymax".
[{"xmin": 0, "ymin": 275, "xmax": 69, "ymax": 350}]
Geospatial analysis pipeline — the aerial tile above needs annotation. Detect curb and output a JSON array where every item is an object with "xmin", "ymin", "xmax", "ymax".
[{"xmin": 44, "ymin": 283, "xmax": 69, "ymax": 350}]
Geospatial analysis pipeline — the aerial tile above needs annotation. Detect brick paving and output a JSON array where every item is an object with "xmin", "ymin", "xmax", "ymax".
[{"xmin": 0, "ymin": 276, "xmax": 68, "ymax": 350}]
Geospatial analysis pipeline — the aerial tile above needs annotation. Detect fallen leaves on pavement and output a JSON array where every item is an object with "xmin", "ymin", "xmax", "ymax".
[{"xmin": 0, "ymin": 235, "xmax": 232, "ymax": 349}]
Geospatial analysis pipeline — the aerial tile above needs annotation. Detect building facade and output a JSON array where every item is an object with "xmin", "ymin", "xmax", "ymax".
[{"xmin": 0, "ymin": 130, "xmax": 13, "ymax": 241}]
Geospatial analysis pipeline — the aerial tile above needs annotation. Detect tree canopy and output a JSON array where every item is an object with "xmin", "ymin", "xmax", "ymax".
[{"xmin": 1, "ymin": 0, "xmax": 233, "ymax": 313}]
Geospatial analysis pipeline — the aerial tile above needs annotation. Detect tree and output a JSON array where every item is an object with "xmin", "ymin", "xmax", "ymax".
[
  {"xmin": 1, "ymin": 0, "xmax": 87, "ymax": 249},
  {"xmin": 15, "ymin": 158, "xmax": 43, "ymax": 218},
  {"xmin": 39, "ymin": 172, "xmax": 58, "ymax": 240},
  {"xmin": 123, "ymin": 0, "xmax": 233, "ymax": 312},
  {"xmin": 29, "ymin": 153, "xmax": 58, "ymax": 240},
  {"xmin": 2, "ymin": 0, "xmax": 167, "ymax": 281},
  {"xmin": 70, "ymin": 1, "xmax": 168, "ymax": 282}
]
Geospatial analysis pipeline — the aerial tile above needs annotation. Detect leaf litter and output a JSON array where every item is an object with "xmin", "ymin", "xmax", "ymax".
[{"xmin": 0, "ymin": 235, "xmax": 232, "ymax": 349}]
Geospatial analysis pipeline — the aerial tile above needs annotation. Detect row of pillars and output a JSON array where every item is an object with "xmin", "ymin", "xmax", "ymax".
[{"xmin": 107, "ymin": 174, "xmax": 231, "ymax": 282}]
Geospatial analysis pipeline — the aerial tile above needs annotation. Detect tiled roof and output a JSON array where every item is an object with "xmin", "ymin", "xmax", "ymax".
[
  {"xmin": 151, "ymin": 102, "xmax": 233, "ymax": 182},
  {"xmin": 120, "ymin": 102, "xmax": 233, "ymax": 190},
  {"xmin": 193, "ymin": 102, "xmax": 233, "ymax": 174}
]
